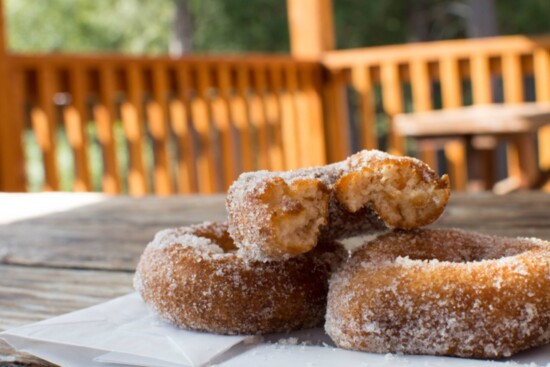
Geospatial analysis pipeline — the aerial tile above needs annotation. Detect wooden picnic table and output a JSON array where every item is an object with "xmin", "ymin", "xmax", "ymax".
[
  {"xmin": 394, "ymin": 103, "xmax": 550, "ymax": 193},
  {"xmin": 1, "ymin": 192, "xmax": 550, "ymax": 366}
]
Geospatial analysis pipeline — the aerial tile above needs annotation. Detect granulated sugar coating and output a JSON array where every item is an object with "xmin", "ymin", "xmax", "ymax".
[
  {"xmin": 227, "ymin": 149, "xmax": 450, "ymax": 261},
  {"xmin": 325, "ymin": 228, "xmax": 550, "ymax": 358},
  {"xmin": 134, "ymin": 222, "xmax": 346, "ymax": 335}
]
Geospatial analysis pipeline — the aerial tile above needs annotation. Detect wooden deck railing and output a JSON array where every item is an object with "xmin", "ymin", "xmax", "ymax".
[
  {"xmin": 4, "ymin": 54, "xmax": 325, "ymax": 194},
  {"xmin": 321, "ymin": 35, "xmax": 550, "ymax": 189},
  {"xmin": 2, "ymin": 34, "xmax": 550, "ymax": 194}
]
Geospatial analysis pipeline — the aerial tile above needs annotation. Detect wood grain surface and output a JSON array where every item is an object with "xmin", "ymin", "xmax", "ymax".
[
  {"xmin": 0, "ymin": 195, "xmax": 227, "ymax": 271},
  {"xmin": 1, "ymin": 192, "xmax": 549, "ymax": 365}
]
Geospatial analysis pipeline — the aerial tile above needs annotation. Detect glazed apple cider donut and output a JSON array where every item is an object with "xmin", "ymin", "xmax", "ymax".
[
  {"xmin": 227, "ymin": 149, "xmax": 450, "ymax": 261},
  {"xmin": 134, "ymin": 222, "xmax": 345, "ymax": 335},
  {"xmin": 325, "ymin": 228, "xmax": 550, "ymax": 358}
]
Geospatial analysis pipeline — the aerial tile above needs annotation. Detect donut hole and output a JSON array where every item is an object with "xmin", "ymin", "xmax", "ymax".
[
  {"xmin": 267, "ymin": 179, "xmax": 329, "ymax": 255},
  {"xmin": 335, "ymin": 160, "xmax": 450, "ymax": 228},
  {"xmin": 192, "ymin": 224, "xmax": 238, "ymax": 253}
]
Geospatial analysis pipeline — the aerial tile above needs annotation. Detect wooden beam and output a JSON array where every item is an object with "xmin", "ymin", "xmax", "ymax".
[
  {"xmin": 287, "ymin": 0, "xmax": 335, "ymax": 58},
  {"xmin": 0, "ymin": 0, "xmax": 25, "ymax": 191}
]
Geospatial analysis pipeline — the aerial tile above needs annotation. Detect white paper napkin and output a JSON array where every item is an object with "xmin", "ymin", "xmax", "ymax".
[
  {"xmin": 2, "ymin": 293, "xmax": 550, "ymax": 367},
  {"xmin": 1, "ymin": 293, "xmax": 247, "ymax": 367}
]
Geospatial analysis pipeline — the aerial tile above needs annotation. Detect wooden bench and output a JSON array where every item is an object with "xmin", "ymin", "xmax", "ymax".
[{"xmin": 394, "ymin": 103, "xmax": 550, "ymax": 193}]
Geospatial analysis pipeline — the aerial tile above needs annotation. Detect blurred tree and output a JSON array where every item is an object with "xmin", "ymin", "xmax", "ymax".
[
  {"xmin": 4, "ymin": 0, "xmax": 550, "ymax": 54},
  {"xmin": 6, "ymin": 0, "xmax": 176, "ymax": 54},
  {"xmin": 467, "ymin": 0, "xmax": 498, "ymax": 37},
  {"xmin": 406, "ymin": 0, "xmax": 468, "ymax": 42},
  {"xmin": 170, "ymin": 0, "xmax": 193, "ymax": 55},
  {"xmin": 333, "ymin": 0, "xmax": 408, "ymax": 48},
  {"xmin": 188, "ymin": 0, "xmax": 289, "ymax": 52},
  {"xmin": 497, "ymin": 0, "xmax": 550, "ymax": 36}
]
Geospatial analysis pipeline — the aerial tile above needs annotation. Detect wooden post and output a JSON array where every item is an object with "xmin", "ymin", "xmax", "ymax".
[
  {"xmin": 287, "ymin": 0, "xmax": 349, "ymax": 163},
  {"xmin": 287, "ymin": 0, "xmax": 334, "ymax": 58},
  {"xmin": 0, "ymin": 0, "xmax": 25, "ymax": 191}
]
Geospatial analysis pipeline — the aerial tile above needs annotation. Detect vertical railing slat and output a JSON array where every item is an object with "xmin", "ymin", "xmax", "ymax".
[
  {"xmin": 502, "ymin": 53, "xmax": 529, "ymax": 185},
  {"xmin": 251, "ymin": 64, "xmax": 271, "ymax": 170},
  {"xmin": 94, "ymin": 65, "xmax": 121, "ymax": 194},
  {"xmin": 351, "ymin": 65, "xmax": 377, "ymax": 150},
  {"xmin": 192, "ymin": 63, "xmax": 217, "ymax": 193},
  {"xmin": 410, "ymin": 60, "xmax": 432, "ymax": 112},
  {"xmin": 0, "ymin": 23, "xmax": 25, "ymax": 191},
  {"xmin": 267, "ymin": 64, "xmax": 286, "ymax": 171},
  {"xmin": 324, "ymin": 69, "xmax": 350, "ymax": 161},
  {"xmin": 212, "ymin": 62, "xmax": 237, "ymax": 188},
  {"xmin": 64, "ymin": 65, "xmax": 92, "ymax": 191},
  {"xmin": 171, "ymin": 63, "xmax": 197, "ymax": 193},
  {"xmin": 380, "ymin": 62, "xmax": 404, "ymax": 154},
  {"xmin": 440, "ymin": 57, "xmax": 463, "ymax": 108},
  {"xmin": 301, "ymin": 64, "xmax": 326, "ymax": 166},
  {"xmin": 534, "ymin": 48, "xmax": 550, "ymax": 172},
  {"xmin": 32, "ymin": 65, "xmax": 59, "ymax": 191},
  {"xmin": 233, "ymin": 65, "xmax": 254, "ymax": 172},
  {"xmin": 0, "ymin": 0, "xmax": 26, "ymax": 192},
  {"xmin": 440, "ymin": 56, "xmax": 467, "ymax": 191},
  {"xmin": 8, "ymin": 68, "xmax": 27, "ymax": 190},
  {"xmin": 292, "ymin": 64, "xmax": 313, "ymax": 167},
  {"xmin": 410, "ymin": 60, "xmax": 438, "ymax": 171},
  {"xmin": 282, "ymin": 63, "xmax": 301, "ymax": 169},
  {"xmin": 502, "ymin": 53, "xmax": 524, "ymax": 104},
  {"xmin": 147, "ymin": 62, "xmax": 174, "ymax": 195},
  {"xmin": 120, "ymin": 64, "xmax": 148, "ymax": 195},
  {"xmin": 471, "ymin": 54, "xmax": 492, "ymax": 105}
]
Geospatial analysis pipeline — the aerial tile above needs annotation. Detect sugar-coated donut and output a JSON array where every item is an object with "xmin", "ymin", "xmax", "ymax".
[
  {"xmin": 227, "ymin": 175, "xmax": 331, "ymax": 260},
  {"xmin": 325, "ymin": 228, "xmax": 550, "ymax": 358},
  {"xmin": 335, "ymin": 150, "xmax": 450, "ymax": 229},
  {"xmin": 227, "ymin": 150, "xmax": 449, "ymax": 261},
  {"xmin": 134, "ymin": 222, "xmax": 346, "ymax": 335}
]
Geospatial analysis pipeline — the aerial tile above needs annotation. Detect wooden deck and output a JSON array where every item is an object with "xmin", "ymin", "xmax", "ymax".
[
  {"xmin": 1, "ymin": 192, "xmax": 549, "ymax": 365},
  {"xmin": 2, "ymin": 33, "xmax": 550, "ymax": 193}
]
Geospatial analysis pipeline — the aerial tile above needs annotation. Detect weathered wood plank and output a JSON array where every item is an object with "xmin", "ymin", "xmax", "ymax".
[
  {"xmin": 0, "ymin": 265, "xmax": 133, "ymax": 331},
  {"xmin": 0, "ymin": 264, "xmax": 133, "ymax": 366},
  {"xmin": 2, "ymin": 193, "xmax": 550, "ymax": 273},
  {"xmin": 432, "ymin": 192, "xmax": 550, "ymax": 239},
  {"xmin": 1, "ymin": 192, "xmax": 550, "ymax": 365},
  {"xmin": 0, "ymin": 195, "xmax": 227, "ymax": 271}
]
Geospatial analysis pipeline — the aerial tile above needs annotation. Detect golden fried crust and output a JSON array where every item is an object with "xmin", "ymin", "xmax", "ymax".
[
  {"xmin": 227, "ymin": 150, "xmax": 448, "ymax": 261},
  {"xmin": 325, "ymin": 228, "xmax": 550, "ymax": 358},
  {"xmin": 227, "ymin": 174, "xmax": 331, "ymax": 260},
  {"xmin": 134, "ymin": 222, "xmax": 346, "ymax": 335},
  {"xmin": 335, "ymin": 152, "xmax": 450, "ymax": 228}
]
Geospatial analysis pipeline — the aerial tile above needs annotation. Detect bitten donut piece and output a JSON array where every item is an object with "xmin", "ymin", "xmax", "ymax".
[
  {"xmin": 134, "ymin": 222, "xmax": 345, "ymax": 335},
  {"xmin": 335, "ymin": 150, "xmax": 450, "ymax": 229},
  {"xmin": 325, "ymin": 228, "xmax": 550, "ymax": 358},
  {"xmin": 227, "ymin": 150, "xmax": 448, "ymax": 261},
  {"xmin": 227, "ymin": 174, "xmax": 331, "ymax": 260}
]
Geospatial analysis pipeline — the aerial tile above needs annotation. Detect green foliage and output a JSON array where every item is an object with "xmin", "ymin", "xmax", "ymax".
[
  {"xmin": 497, "ymin": 0, "xmax": 550, "ymax": 35},
  {"xmin": 6, "ymin": 0, "xmax": 176, "ymax": 54},
  {"xmin": 334, "ymin": 0, "xmax": 409, "ymax": 49},
  {"xmin": 5, "ymin": 0, "xmax": 550, "ymax": 55},
  {"xmin": 189, "ymin": 0, "xmax": 289, "ymax": 52}
]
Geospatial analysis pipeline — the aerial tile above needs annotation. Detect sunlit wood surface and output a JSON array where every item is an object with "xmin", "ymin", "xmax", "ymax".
[{"xmin": 1, "ymin": 192, "xmax": 549, "ymax": 365}]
